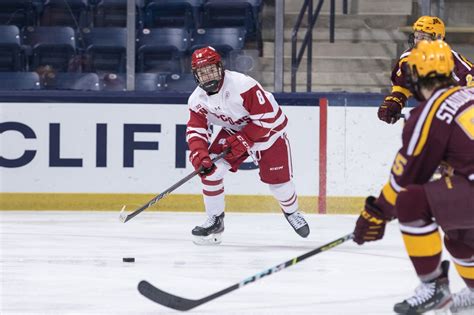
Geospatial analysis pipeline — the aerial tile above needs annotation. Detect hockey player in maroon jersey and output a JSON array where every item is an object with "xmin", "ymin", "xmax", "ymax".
[
  {"xmin": 378, "ymin": 15, "xmax": 474, "ymax": 124},
  {"xmin": 353, "ymin": 40, "xmax": 474, "ymax": 314},
  {"xmin": 186, "ymin": 46, "xmax": 309, "ymax": 245}
]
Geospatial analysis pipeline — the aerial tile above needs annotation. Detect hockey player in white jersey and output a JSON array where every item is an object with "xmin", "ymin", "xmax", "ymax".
[{"xmin": 186, "ymin": 46, "xmax": 309, "ymax": 245}]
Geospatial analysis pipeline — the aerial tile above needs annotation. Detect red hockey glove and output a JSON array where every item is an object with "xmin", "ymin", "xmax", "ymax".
[
  {"xmin": 377, "ymin": 92, "xmax": 406, "ymax": 124},
  {"xmin": 353, "ymin": 196, "xmax": 388, "ymax": 245},
  {"xmin": 188, "ymin": 137, "xmax": 216, "ymax": 178},
  {"xmin": 223, "ymin": 132, "xmax": 254, "ymax": 162},
  {"xmin": 189, "ymin": 148, "xmax": 216, "ymax": 178}
]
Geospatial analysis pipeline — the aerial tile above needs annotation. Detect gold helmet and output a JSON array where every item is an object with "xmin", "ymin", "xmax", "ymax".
[
  {"xmin": 407, "ymin": 40, "xmax": 454, "ymax": 79},
  {"xmin": 413, "ymin": 16, "xmax": 446, "ymax": 39}
]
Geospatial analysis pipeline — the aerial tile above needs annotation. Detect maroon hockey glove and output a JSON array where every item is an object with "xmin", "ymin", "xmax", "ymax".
[
  {"xmin": 223, "ymin": 132, "xmax": 254, "ymax": 162},
  {"xmin": 377, "ymin": 92, "xmax": 406, "ymax": 124},
  {"xmin": 353, "ymin": 196, "xmax": 388, "ymax": 245}
]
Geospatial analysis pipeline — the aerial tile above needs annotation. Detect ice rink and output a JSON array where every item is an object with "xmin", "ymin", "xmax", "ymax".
[{"xmin": 0, "ymin": 211, "xmax": 466, "ymax": 314}]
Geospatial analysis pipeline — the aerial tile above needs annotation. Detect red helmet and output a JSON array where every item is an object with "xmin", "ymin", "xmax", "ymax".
[{"xmin": 191, "ymin": 46, "xmax": 224, "ymax": 93}]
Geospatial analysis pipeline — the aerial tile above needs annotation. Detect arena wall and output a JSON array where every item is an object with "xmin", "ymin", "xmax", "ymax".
[{"xmin": 0, "ymin": 99, "xmax": 403, "ymax": 213}]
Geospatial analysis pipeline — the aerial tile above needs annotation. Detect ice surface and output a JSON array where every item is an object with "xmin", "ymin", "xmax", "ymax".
[{"xmin": 0, "ymin": 211, "xmax": 465, "ymax": 314}]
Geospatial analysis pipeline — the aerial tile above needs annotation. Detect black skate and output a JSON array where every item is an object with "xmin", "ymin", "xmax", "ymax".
[
  {"xmin": 394, "ymin": 260, "xmax": 452, "ymax": 314},
  {"xmin": 192, "ymin": 213, "xmax": 224, "ymax": 245},
  {"xmin": 283, "ymin": 210, "xmax": 310, "ymax": 238},
  {"xmin": 450, "ymin": 287, "xmax": 474, "ymax": 314}
]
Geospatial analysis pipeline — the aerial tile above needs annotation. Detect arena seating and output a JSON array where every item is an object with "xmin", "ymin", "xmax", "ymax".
[
  {"xmin": 41, "ymin": 72, "xmax": 100, "ymax": 90},
  {"xmin": 23, "ymin": 26, "xmax": 77, "ymax": 72},
  {"xmin": 41, "ymin": 0, "xmax": 89, "ymax": 27},
  {"xmin": 0, "ymin": 25, "xmax": 23, "ymax": 72},
  {"xmin": 143, "ymin": 0, "xmax": 203, "ymax": 29},
  {"xmin": 0, "ymin": 72, "xmax": 40, "ymax": 90},
  {"xmin": 0, "ymin": 0, "xmax": 43, "ymax": 28},
  {"xmin": 190, "ymin": 27, "xmax": 246, "ymax": 58},
  {"xmin": 0, "ymin": 0, "xmax": 263, "ymax": 91},
  {"xmin": 82, "ymin": 27, "xmax": 127, "ymax": 73},
  {"xmin": 136, "ymin": 27, "xmax": 190, "ymax": 73}
]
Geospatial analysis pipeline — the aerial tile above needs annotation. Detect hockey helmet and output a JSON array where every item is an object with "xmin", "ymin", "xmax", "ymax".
[
  {"xmin": 406, "ymin": 40, "xmax": 454, "ymax": 100},
  {"xmin": 191, "ymin": 46, "xmax": 225, "ymax": 94},
  {"xmin": 413, "ymin": 16, "xmax": 446, "ymax": 39}
]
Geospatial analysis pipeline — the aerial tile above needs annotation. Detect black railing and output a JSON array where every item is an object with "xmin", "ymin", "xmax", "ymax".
[{"xmin": 291, "ymin": 0, "xmax": 345, "ymax": 92}]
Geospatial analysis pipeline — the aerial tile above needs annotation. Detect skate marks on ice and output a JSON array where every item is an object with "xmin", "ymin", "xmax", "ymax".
[{"xmin": 0, "ymin": 211, "xmax": 467, "ymax": 314}]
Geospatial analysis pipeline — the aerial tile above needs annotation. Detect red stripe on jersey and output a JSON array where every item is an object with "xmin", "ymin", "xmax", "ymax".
[
  {"xmin": 253, "ymin": 116, "xmax": 288, "ymax": 143},
  {"xmin": 201, "ymin": 178, "xmax": 223, "ymax": 186},
  {"xmin": 259, "ymin": 108, "xmax": 283, "ymax": 124},
  {"xmin": 187, "ymin": 109, "xmax": 208, "ymax": 129},
  {"xmin": 203, "ymin": 188, "xmax": 224, "ymax": 196}
]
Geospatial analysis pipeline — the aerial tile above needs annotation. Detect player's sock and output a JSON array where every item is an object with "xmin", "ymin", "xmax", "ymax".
[
  {"xmin": 393, "ymin": 260, "xmax": 452, "ymax": 314},
  {"xmin": 399, "ymin": 222, "xmax": 443, "ymax": 280},
  {"xmin": 269, "ymin": 182, "xmax": 309, "ymax": 237},
  {"xmin": 192, "ymin": 212, "xmax": 225, "ymax": 245},
  {"xmin": 450, "ymin": 287, "xmax": 474, "ymax": 314},
  {"xmin": 452, "ymin": 257, "xmax": 474, "ymax": 292}
]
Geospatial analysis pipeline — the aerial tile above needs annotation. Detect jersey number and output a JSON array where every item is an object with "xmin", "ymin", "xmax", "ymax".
[
  {"xmin": 392, "ymin": 153, "xmax": 408, "ymax": 176},
  {"xmin": 456, "ymin": 105, "xmax": 474, "ymax": 140},
  {"xmin": 467, "ymin": 74, "xmax": 473, "ymax": 87},
  {"xmin": 256, "ymin": 90, "xmax": 266, "ymax": 105}
]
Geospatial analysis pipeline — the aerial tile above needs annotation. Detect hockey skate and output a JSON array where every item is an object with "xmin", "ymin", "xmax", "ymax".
[
  {"xmin": 283, "ymin": 210, "xmax": 310, "ymax": 238},
  {"xmin": 393, "ymin": 260, "xmax": 452, "ymax": 314},
  {"xmin": 192, "ymin": 213, "xmax": 224, "ymax": 245},
  {"xmin": 450, "ymin": 287, "xmax": 474, "ymax": 314}
]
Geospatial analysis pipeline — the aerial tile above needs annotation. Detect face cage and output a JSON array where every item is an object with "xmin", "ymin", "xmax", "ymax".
[
  {"xmin": 193, "ymin": 63, "xmax": 223, "ymax": 93},
  {"xmin": 409, "ymin": 31, "xmax": 442, "ymax": 47}
]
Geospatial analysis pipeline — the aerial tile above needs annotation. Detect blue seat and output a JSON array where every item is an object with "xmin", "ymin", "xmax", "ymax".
[
  {"xmin": 0, "ymin": 25, "xmax": 23, "ymax": 71},
  {"xmin": 144, "ymin": 0, "xmax": 202, "ymax": 29},
  {"xmin": 23, "ymin": 26, "xmax": 77, "ymax": 72},
  {"xmin": 41, "ymin": 72, "xmax": 100, "ymax": 90},
  {"xmin": 160, "ymin": 73, "xmax": 196, "ymax": 92},
  {"xmin": 101, "ymin": 73, "xmax": 126, "ymax": 91},
  {"xmin": 190, "ymin": 27, "xmax": 246, "ymax": 57},
  {"xmin": 135, "ymin": 72, "xmax": 196, "ymax": 92},
  {"xmin": 135, "ymin": 72, "xmax": 162, "ymax": 91},
  {"xmin": 41, "ymin": 0, "xmax": 89, "ymax": 27},
  {"xmin": 0, "ymin": 0, "xmax": 43, "ymax": 28},
  {"xmin": 81, "ymin": 27, "xmax": 126, "ymax": 73},
  {"xmin": 0, "ymin": 72, "xmax": 40, "ymax": 90},
  {"xmin": 93, "ymin": 0, "xmax": 143, "ymax": 27},
  {"xmin": 137, "ymin": 28, "xmax": 189, "ymax": 73},
  {"xmin": 202, "ymin": 0, "xmax": 262, "ymax": 54}
]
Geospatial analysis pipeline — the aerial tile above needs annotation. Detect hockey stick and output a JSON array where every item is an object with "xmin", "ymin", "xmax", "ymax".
[
  {"xmin": 138, "ymin": 233, "xmax": 354, "ymax": 311},
  {"xmin": 119, "ymin": 150, "xmax": 229, "ymax": 223}
]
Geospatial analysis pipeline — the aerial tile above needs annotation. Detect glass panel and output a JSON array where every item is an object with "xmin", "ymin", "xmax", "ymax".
[
  {"xmin": 0, "ymin": 0, "xmax": 271, "ymax": 92},
  {"xmin": 0, "ymin": 0, "xmax": 129, "ymax": 91},
  {"xmin": 135, "ymin": 0, "xmax": 267, "ymax": 93}
]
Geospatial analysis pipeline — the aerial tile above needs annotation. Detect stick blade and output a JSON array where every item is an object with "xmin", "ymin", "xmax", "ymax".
[
  {"xmin": 138, "ymin": 280, "xmax": 200, "ymax": 311},
  {"xmin": 119, "ymin": 205, "xmax": 129, "ymax": 223}
]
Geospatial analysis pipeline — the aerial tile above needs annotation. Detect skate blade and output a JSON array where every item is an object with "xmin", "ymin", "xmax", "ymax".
[
  {"xmin": 193, "ymin": 233, "xmax": 223, "ymax": 246},
  {"xmin": 450, "ymin": 309, "xmax": 474, "ymax": 315},
  {"xmin": 433, "ymin": 299, "xmax": 453, "ymax": 315}
]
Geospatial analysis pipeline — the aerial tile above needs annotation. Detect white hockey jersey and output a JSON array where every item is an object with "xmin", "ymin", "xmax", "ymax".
[{"xmin": 186, "ymin": 70, "xmax": 288, "ymax": 152}]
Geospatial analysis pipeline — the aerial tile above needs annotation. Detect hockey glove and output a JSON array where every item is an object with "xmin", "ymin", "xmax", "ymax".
[
  {"xmin": 223, "ymin": 132, "xmax": 254, "ymax": 162},
  {"xmin": 188, "ymin": 137, "xmax": 216, "ymax": 178},
  {"xmin": 377, "ymin": 92, "xmax": 406, "ymax": 124},
  {"xmin": 353, "ymin": 196, "xmax": 388, "ymax": 245}
]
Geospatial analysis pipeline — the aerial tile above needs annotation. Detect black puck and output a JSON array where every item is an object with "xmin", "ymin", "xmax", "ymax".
[{"xmin": 122, "ymin": 257, "xmax": 135, "ymax": 263}]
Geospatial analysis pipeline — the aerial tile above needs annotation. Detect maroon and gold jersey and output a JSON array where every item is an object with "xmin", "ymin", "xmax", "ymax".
[
  {"xmin": 390, "ymin": 48, "xmax": 474, "ymax": 100},
  {"xmin": 376, "ymin": 86, "xmax": 474, "ymax": 217}
]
